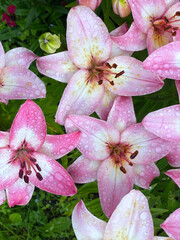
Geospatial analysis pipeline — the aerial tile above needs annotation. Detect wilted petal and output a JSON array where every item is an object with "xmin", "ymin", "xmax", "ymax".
[
  {"xmin": 128, "ymin": 0, "xmax": 166, "ymax": 33},
  {"xmin": 0, "ymin": 131, "xmax": 9, "ymax": 147},
  {"xmin": 111, "ymin": 22, "xmax": 147, "ymax": 51},
  {"xmin": 36, "ymin": 51, "xmax": 77, "ymax": 83},
  {"xmin": 5, "ymin": 47, "xmax": 37, "ymax": 68},
  {"xmin": 134, "ymin": 163, "xmax": 160, "ymax": 189},
  {"xmin": 165, "ymin": 169, "xmax": 180, "ymax": 187},
  {"xmin": 143, "ymin": 42, "xmax": 180, "ymax": 80},
  {"xmin": 6, "ymin": 179, "xmax": 35, "ymax": 207},
  {"xmin": 161, "ymin": 208, "xmax": 180, "ymax": 240},
  {"xmin": 166, "ymin": 143, "xmax": 180, "ymax": 167},
  {"xmin": 66, "ymin": 115, "xmax": 120, "ymax": 160},
  {"xmin": 97, "ymin": 157, "xmax": 134, "ymax": 217},
  {"xmin": 55, "ymin": 70, "xmax": 104, "ymax": 125},
  {"xmin": 0, "ymin": 42, "xmax": 5, "ymax": 69},
  {"xmin": 0, "ymin": 190, "xmax": 6, "ymax": 205},
  {"xmin": 107, "ymin": 96, "xmax": 136, "ymax": 132},
  {"xmin": 29, "ymin": 152, "xmax": 77, "ymax": 196},
  {"xmin": 0, "ymin": 66, "xmax": 46, "ymax": 100},
  {"xmin": 68, "ymin": 155, "xmax": 100, "ymax": 183},
  {"xmin": 67, "ymin": 6, "xmax": 111, "ymax": 69},
  {"xmin": 10, "ymin": 100, "xmax": 47, "ymax": 151},
  {"xmin": 142, "ymin": 105, "xmax": 180, "ymax": 142},
  {"xmin": 72, "ymin": 200, "xmax": 106, "ymax": 240},
  {"xmin": 121, "ymin": 123, "xmax": 172, "ymax": 164},
  {"xmin": 104, "ymin": 56, "xmax": 163, "ymax": 96},
  {"xmin": 104, "ymin": 190, "xmax": 154, "ymax": 240}
]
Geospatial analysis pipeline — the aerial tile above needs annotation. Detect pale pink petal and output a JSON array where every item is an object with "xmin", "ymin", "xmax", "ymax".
[
  {"xmin": 111, "ymin": 22, "xmax": 147, "ymax": 51},
  {"xmin": 165, "ymin": 169, "xmax": 180, "ymax": 187},
  {"xmin": 0, "ymin": 42, "xmax": 5, "ymax": 69},
  {"xmin": 0, "ymin": 99, "xmax": 8, "ymax": 104},
  {"xmin": 0, "ymin": 148, "xmax": 19, "ymax": 190},
  {"xmin": 0, "ymin": 191, "xmax": 6, "ymax": 205},
  {"xmin": 107, "ymin": 96, "xmax": 136, "ymax": 132},
  {"xmin": 110, "ymin": 23, "xmax": 129, "ymax": 37},
  {"xmin": 29, "ymin": 152, "xmax": 77, "ymax": 196},
  {"xmin": 55, "ymin": 70, "xmax": 104, "ymax": 125},
  {"xmin": 165, "ymin": 0, "xmax": 179, "ymax": 8},
  {"xmin": 6, "ymin": 179, "xmax": 35, "ymax": 207},
  {"xmin": 97, "ymin": 157, "xmax": 134, "ymax": 217},
  {"xmin": 121, "ymin": 123, "xmax": 172, "ymax": 164},
  {"xmin": 143, "ymin": 42, "xmax": 180, "ymax": 80},
  {"xmin": 67, "ymin": 155, "xmax": 100, "ymax": 183},
  {"xmin": 128, "ymin": 0, "xmax": 166, "ymax": 33},
  {"xmin": 164, "ymin": 2, "xmax": 180, "ymax": 28},
  {"xmin": 77, "ymin": 0, "xmax": 101, "ymax": 10},
  {"xmin": 134, "ymin": 163, "xmax": 160, "ymax": 189},
  {"xmin": 36, "ymin": 51, "xmax": 78, "ymax": 83},
  {"xmin": 175, "ymin": 80, "xmax": 180, "ymax": 102},
  {"xmin": 67, "ymin": 6, "xmax": 111, "ymax": 69},
  {"xmin": 153, "ymin": 237, "xmax": 173, "ymax": 240},
  {"xmin": 72, "ymin": 200, "xmax": 106, "ymax": 240},
  {"xmin": 5, "ymin": 47, "xmax": 37, "ymax": 68},
  {"xmin": 104, "ymin": 56, "xmax": 164, "ymax": 96},
  {"xmin": 147, "ymin": 27, "xmax": 173, "ymax": 54},
  {"xmin": 104, "ymin": 189, "xmax": 154, "ymax": 240},
  {"xmin": 161, "ymin": 208, "xmax": 180, "ymax": 239},
  {"xmin": 96, "ymin": 89, "xmax": 116, "ymax": 120},
  {"xmin": 175, "ymin": 29, "xmax": 180, "ymax": 41},
  {"xmin": 9, "ymin": 100, "xmax": 47, "ymax": 151},
  {"xmin": 142, "ymin": 105, "xmax": 180, "ymax": 142},
  {"xmin": 166, "ymin": 143, "xmax": 180, "ymax": 167},
  {"xmin": 0, "ymin": 66, "xmax": 46, "ymax": 100},
  {"xmin": 66, "ymin": 115, "xmax": 120, "ymax": 160},
  {"xmin": 38, "ymin": 131, "xmax": 81, "ymax": 159},
  {"xmin": 0, "ymin": 131, "xmax": 9, "ymax": 147}
]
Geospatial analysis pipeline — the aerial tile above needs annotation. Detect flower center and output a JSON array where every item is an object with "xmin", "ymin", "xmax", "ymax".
[
  {"xmin": 153, "ymin": 11, "xmax": 180, "ymax": 37},
  {"xmin": 107, "ymin": 142, "xmax": 138, "ymax": 174}
]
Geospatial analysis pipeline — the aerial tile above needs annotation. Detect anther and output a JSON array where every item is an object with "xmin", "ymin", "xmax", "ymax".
[
  {"xmin": 24, "ymin": 175, "xmax": 29, "ymax": 184},
  {"xmin": 120, "ymin": 166, "xmax": 127, "ymax": 174},
  {"xmin": 98, "ymin": 80, "xmax": 103, "ymax": 85},
  {"xmin": 110, "ymin": 81, "xmax": 114, "ymax": 85},
  {"xmin": 105, "ymin": 62, "xmax": 112, "ymax": 69},
  {"xmin": 115, "ymin": 70, "xmax": 125, "ymax": 78},
  {"xmin": 164, "ymin": 26, "xmax": 171, "ymax": 31},
  {"xmin": 173, "ymin": 27, "xmax": 179, "ymax": 31},
  {"xmin": 36, "ymin": 164, "xmax": 42, "ymax": 171},
  {"xmin": 172, "ymin": 31, "xmax": 176, "ymax": 36},
  {"xmin": 130, "ymin": 150, "xmax": 139, "ymax": 159},
  {"xmin": 112, "ymin": 63, "xmax": 118, "ymax": 69},
  {"xmin": 175, "ymin": 11, "xmax": 180, "ymax": 16},
  {"xmin": 21, "ymin": 161, "xmax": 25, "ymax": 168},
  {"xmin": 27, "ymin": 170, "xmax": 32, "ymax": 175},
  {"xmin": 129, "ymin": 162, "xmax": 133, "ymax": 166},
  {"xmin": 30, "ymin": 157, "xmax": 37, "ymax": 162},
  {"xmin": 36, "ymin": 172, "xmax": 43, "ymax": 181},
  {"xmin": 19, "ymin": 169, "xmax": 24, "ymax": 178},
  {"xmin": 164, "ymin": 16, "xmax": 169, "ymax": 23}
]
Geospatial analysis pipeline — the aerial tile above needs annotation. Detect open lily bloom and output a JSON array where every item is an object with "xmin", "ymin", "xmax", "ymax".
[
  {"xmin": 0, "ymin": 42, "xmax": 46, "ymax": 103},
  {"xmin": 112, "ymin": 0, "xmax": 180, "ymax": 54},
  {"xmin": 0, "ymin": 100, "xmax": 81, "ymax": 207},
  {"xmin": 72, "ymin": 190, "xmax": 173, "ymax": 240},
  {"xmin": 76, "ymin": 0, "xmax": 102, "ymax": 10},
  {"xmin": 37, "ymin": 6, "xmax": 163, "ymax": 125},
  {"xmin": 66, "ymin": 96, "xmax": 171, "ymax": 217}
]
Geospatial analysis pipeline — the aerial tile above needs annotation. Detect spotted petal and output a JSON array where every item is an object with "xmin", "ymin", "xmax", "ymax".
[
  {"xmin": 104, "ymin": 190, "xmax": 154, "ymax": 240},
  {"xmin": 165, "ymin": 169, "xmax": 180, "ymax": 187},
  {"xmin": 9, "ymin": 100, "xmax": 47, "ymax": 151},
  {"xmin": 67, "ymin": 6, "xmax": 111, "ymax": 69}
]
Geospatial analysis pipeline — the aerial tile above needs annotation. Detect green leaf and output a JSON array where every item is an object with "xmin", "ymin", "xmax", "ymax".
[{"xmin": 9, "ymin": 213, "xmax": 22, "ymax": 224}]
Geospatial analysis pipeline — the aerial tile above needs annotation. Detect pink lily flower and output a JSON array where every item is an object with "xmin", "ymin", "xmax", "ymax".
[
  {"xmin": 112, "ymin": 0, "xmax": 180, "ymax": 54},
  {"xmin": 0, "ymin": 100, "xmax": 81, "ymax": 207},
  {"xmin": 72, "ymin": 190, "xmax": 173, "ymax": 240},
  {"xmin": 66, "ymin": 96, "xmax": 171, "ymax": 217},
  {"xmin": 37, "ymin": 6, "xmax": 163, "ymax": 125},
  {"xmin": 166, "ymin": 169, "xmax": 180, "ymax": 187},
  {"xmin": 112, "ymin": 0, "xmax": 131, "ymax": 18},
  {"xmin": 161, "ymin": 208, "xmax": 180, "ymax": 240},
  {"xmin": 0, "ymin": 42, "xmax": 46, "ymax": 103},
  {"xmin": 76, "ymin": 0, "xmax": 102, "ymax": 10}
]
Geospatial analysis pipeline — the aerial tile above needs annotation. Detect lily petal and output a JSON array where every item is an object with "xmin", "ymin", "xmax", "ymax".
[
  {"xmin": 66, "ymin": 115, "xmax": 120, "ymax": 160},
  {"xmin": 67, "ymin": 155, "xmax": 100, "ymax": 183},
  {"xmin": 0, "ymin": 42, "xmax": 5, "ymax": 69},
  {"xmin": 166, "ymin": 142, "xmax": 180, "ymax": 167},
  {"xmin": 164, "ymin": 2, "xmax": 180, "ymax": 28},
  {"xmin": 0, "ymin": 131, "xmax": 9, "ymax": 147},
  {"xmin": 29, "ymin": 152, "xmax": 77, "ymax": 196},
  {"xmin": 153, "ymin": 237, "xmax": 173, "ymax": 240},
  {"xmin": 143, "ymin": 42, "xmax": 180, "ymax": 80},
  {"xmin": 134, "ymin": 163, "xmax": 160, "ymax": 189},
  {"xmin": 38, "ymin": 131, "xmax": 81, "ymax": 159},
  {"xmin": 175, "ymin": 80, "xmax": 180, "ymax": 102},
  {"xmin": 104, "ymin": 189, "xmax": 154, "ymax": 240},
  {"xmin": 0, "ymin": 190, "xmax": 6, "ymax": 205},
  {"xmin": 36, "ymin": 51, "xmax": 78, "ymax": 83},
  {"xmin": 55, "ymin": 70, "xmax": 104, "ymax": 125},
  {"xmin": 165, "ymin": 0, "xmax": 179, "ymax": 8},
  {"xmin": 104, "ymin": 56, "xmax": 163, "ymax": 96},
  {"xmin": 67, "ymin": 6, "xmax": 111, "ymax": 69},
  {"xmin": 107, "ymin": 96, "xmax": 136, "ymax": 133},
  {"xmin": 9, "ymin": 100, "xmax": 47, "ymax": 151},
  {"xmin": 142, "ymin": 105, "xmax": 180, "ymax": 142},
  {"xmin": 5, "ymin": 47, "xmax": 37, "ymax": 68},
  {"xmin": 72, "ymin": 200, "xmax": 106, "ymax": 240},
  {"xmin": 165, "ymin": 169, "xmax": 180, "ymax": 187},
  {"xmin": 6, "ymin": 179, "xmax": 35, "ymax": 207},
  {"xmin": 97, "ymin": 157, "xmax": 134, "ymax": 217},
  {"xmin": 0, "ymin": 66, "xmax": 46, "ymax": 100},
  {"xmin": 161, "ymin": 208, "xmax": 180, "ymax": 240}
]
